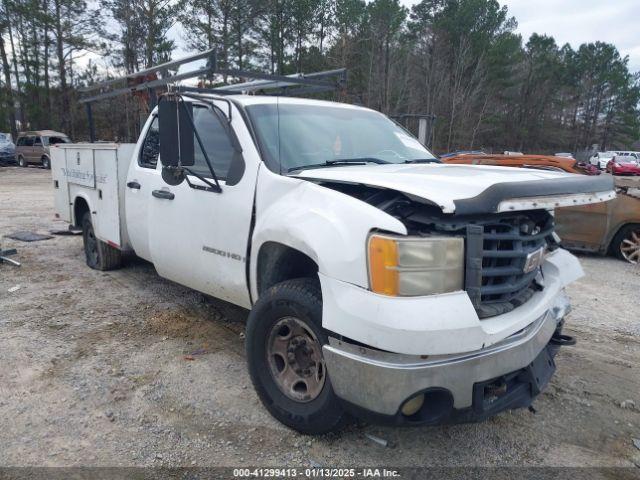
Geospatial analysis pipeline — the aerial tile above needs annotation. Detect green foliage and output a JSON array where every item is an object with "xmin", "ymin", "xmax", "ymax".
[
  {"xmin": 100, "ymin": 0, "xmax": 176, "ymax": 72},
  {"xmin": 1, "ymin": 0, "xmax": 638, "ymax": 149}
]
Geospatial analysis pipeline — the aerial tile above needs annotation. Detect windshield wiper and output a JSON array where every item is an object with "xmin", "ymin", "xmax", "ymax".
[
  {"xmin": 288, "ymin": 157, "xmax": 390, "ymax": 173},
  {"xmin": 403, "ymin": 158, "xmax": 441, "ymax": 164},
  {"xmin": 326, "ymin": 157, "xmax": 390, "ymax": 165}
]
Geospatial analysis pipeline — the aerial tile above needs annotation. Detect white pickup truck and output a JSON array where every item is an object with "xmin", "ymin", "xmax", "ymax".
[{"xmin": 51, "ymin": 93, "xmax": 615, "ymax": 434}]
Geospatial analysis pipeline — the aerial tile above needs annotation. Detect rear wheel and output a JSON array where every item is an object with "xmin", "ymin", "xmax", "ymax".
[
  {"xmin": 18, "ymin": 155, "xmax": 27, "ymax": 167},
  {"xmin": 246, "ymin": 278, "xmax": 348, "ymax": 434},
  {"xmin": 81, "ymin": 212, "xmax": 122, "ymax": 270},
  {"xmin": 611, "ymin": 224, "xmax": 640, "ymax": 264}
]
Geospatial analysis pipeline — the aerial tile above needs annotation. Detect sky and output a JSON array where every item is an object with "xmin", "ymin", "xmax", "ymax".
[{"xmin": 402, "ymin": 0, "xmax": 640, "ymax": 71}]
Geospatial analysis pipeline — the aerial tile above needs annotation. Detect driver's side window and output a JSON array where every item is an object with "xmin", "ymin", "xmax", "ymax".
[{"xmin": 139, "ymin": 116, "xmax": 159, "ymax": 169}]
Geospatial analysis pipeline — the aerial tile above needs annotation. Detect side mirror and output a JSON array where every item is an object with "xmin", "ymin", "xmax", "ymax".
[
  {"xmin": 161, "ymin": 165, "xmax": 186, "ymax": 186},
  {"xmin": 159, "ymin": 99, "xmax": 195, "ymax": 167}
]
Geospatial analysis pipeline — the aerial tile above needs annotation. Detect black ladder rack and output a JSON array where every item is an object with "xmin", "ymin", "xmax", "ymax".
[{"xmin": 79, "ymin": 49, "xmax": 347, "ymax": 142}]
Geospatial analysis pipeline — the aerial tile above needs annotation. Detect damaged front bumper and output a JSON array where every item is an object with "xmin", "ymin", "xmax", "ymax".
[
  {"xmin": 323, "ymin": 291, "xmax": 570, "ymax": 424},
  {"xmin": 320, "ymin": 249, "xmax": 583, "ymax": 356}
]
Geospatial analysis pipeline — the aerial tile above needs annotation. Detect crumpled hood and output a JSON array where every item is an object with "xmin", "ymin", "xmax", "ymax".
[{"xmin": 292, "ymin": 163, "xmax": 615, "ymax": 214}]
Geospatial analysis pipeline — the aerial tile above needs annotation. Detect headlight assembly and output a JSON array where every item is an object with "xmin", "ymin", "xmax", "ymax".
[{"xmin": 367, "ymin": 233, "xmax": 464, "ymax": 297}]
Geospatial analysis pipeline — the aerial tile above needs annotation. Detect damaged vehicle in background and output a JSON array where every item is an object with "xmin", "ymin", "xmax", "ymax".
[
  {"xmin": 0, "ymin": 133, "xmax": 15, "ymax": 165},
  {"xmin": 51, "ymin": 94, "xmax": 615, "ymax": 434},
  {"xmin": 442, "ymin": 152, "xmax": 600, "ymax": 175},
  {"xmin": 555, "ymin": 177, "xmax": 640, "ymax": 264}
]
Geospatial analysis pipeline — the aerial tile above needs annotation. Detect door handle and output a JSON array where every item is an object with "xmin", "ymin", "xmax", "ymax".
[
  {"xmin": 152, "ymin": 189, "xmax": 175, "ymax": 200},
  {"xmin": 127, "ymin": 181, "xmax": 141, "ymax": 189}
]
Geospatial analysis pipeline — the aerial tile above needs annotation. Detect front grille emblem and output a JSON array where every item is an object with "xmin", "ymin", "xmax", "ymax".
[{"xmin": 523, "ymin": 247, "xmax": 545, "ymax": 273}]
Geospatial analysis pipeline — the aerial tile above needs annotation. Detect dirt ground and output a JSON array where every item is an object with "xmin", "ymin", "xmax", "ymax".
[{"xmin": 1, "ymin": 166, "xmax": 639, "ymax": 470}]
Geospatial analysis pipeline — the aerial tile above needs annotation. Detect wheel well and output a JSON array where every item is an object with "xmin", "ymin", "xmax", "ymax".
[
  {"xmin": 257, "ymin": 242, "xmax": 319, "ymax": 296},
  {"xmin": 73, "ymin": 197, "xmax": 90, "ymax": 228}
]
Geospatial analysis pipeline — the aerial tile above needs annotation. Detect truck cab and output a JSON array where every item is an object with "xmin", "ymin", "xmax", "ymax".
[{"xmin": 52, "ymin": 93, "xmax": 615, "ymax": 434}]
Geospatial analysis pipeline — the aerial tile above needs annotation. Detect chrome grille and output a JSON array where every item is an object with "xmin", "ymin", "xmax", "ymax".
[{"xmin": 465, "ymin": 211, "xmax": 554, "ymax": 318}]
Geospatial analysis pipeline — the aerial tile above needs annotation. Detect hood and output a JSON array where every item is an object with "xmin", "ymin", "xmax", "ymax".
[{"xmin": 292, "ymin": 163, "xmax": 616, "ymax": 214}]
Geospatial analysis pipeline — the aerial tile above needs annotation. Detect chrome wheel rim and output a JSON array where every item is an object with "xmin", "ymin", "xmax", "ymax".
[
  {"xmin": 266, "ymin": 317, "xmax": 326, "ymax": 402},
  {"xmin": 620, "ymin": 229, "xmax": 640, "ymax": 264}
]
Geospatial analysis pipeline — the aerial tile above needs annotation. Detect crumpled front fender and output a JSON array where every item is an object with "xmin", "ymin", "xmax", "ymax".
[{"xmin": 250, "ymin": 166, "xmax": 407, "ymax": 301}]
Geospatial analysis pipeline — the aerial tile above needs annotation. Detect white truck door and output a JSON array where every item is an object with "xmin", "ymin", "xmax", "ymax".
[
  {"xmin": 124, "ymin": 113, "xmax": 160, "ymax": 262},
  {"xmin": 147, "ymin": 103, "xmax": 259, "ymax": 309},
  {"xmin": 51, "ymin": 146, "xmax": 71, "ymax": 222}
]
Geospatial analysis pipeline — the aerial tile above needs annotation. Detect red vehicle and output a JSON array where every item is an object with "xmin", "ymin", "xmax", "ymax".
[
  {"xmin": 577, "ymin": 162, "xmax": 601, "ymax": 175},
  {"xmin": 606, "ymin": 156, "xmax": 640, "ymax": 176}
]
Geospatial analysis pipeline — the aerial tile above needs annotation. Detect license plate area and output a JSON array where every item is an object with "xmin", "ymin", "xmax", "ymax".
[
  {"xmin": 522, "ymin": 345, "xmax": 556, "ymax": 395},
  {"xmin": 472, "ymin": 346, "xmax": 556, "ymax": 415}
]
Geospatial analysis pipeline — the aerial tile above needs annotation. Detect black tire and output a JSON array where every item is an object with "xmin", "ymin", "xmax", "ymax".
[
  {"xmin": 18, "ymin": 155, "xmax": 27, "ymax": 167},
  {"xmin": 610, "ymin": 224, "xmax": 640, "ymax": 264},
  {"xmin": 81, "ymin": 212, "xmax": 122, "ymax": 270},
  {"xmin": 41, "ymin": 156, "xmax": 51, "ymax": 169},
  {"xmin": 246, "ymin": 277, "xmax": 348, "ymax": 435}
]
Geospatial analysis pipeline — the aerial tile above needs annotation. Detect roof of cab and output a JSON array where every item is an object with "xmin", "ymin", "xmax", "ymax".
[
  {"xmin": 18, "ymin": 130, "xmax": 68, "ymax": 137},
  {"xmin": 213, "ymin": 94, "xmax": 368, "ymax": 110}
]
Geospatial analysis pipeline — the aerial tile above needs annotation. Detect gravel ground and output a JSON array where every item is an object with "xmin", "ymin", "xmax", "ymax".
[{"xmin": 1, "ymin": 166, "xmax": 639, "ymax": 469}]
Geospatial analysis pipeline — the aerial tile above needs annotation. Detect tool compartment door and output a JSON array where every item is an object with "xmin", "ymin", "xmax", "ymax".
[
  {"xmin": 92, "ymin": 147, "xmax": 122, "ymax": 247},
  {"xmin": 64, "ymin": 148, "xmax": 96, "ymax": 188},
  {"xmin": 50, "ymin": 146, "xmax": 71, "ymax": 222},
  {"xmin": 63, "ymin": 145, "xmax": 121, "ymax": 248}
]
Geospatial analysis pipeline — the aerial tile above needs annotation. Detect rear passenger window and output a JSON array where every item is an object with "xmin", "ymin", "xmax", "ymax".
[
  {"xmin": 16, "ymin": 137, "xmax": 24, "ymax": 146},
  {"xmin": 189, "ymin": 106, "xmax": 236, "ymax": 180},
  {"xmin": 25, "ymin": 136, "xmax": 34, "ymax": 147},
  {"xmin": 139, "ymin": 116, "xmax": 159, "ymax": 168},
  {"xmin": 49, "ymin": 136, "xmax": 70, "ymax": 145}
]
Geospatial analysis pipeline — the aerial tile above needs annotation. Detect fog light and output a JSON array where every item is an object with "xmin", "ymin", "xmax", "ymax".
[{"xmin": 401, "ymin": 394, "xmax": 424, "ymax": 416}]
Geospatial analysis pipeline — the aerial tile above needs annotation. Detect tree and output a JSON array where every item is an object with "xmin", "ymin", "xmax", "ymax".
[
  {"xmin": 0, "ymin": 0, "xmax": 18, "ymax": 137},
  {"xmin": 179, "ymin": 0, "xmax": 258, "ymax": 74},
  {"xmin": 2, "ymin": 0, "xmax": 638, "ymax": 150},
  {"xmin": 366, "ymin": 0, "xmax": 406, "ymax": 112},
  {"xmin": 51, "ymin": 0, "xmax": 93, "ymax": 134},
  {"xmin": 255, "ymin": 0, "xmax": 292, "ymax": 74},
  {"xmin": 101, "ymin": 0, "xmax": 175, "ymax": 73}
]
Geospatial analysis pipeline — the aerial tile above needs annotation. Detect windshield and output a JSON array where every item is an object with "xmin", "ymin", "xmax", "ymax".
[
  {"xmin": 0, "ymin": 133, "xmax": 11, "ymax": 144},
  {"xmin": 615, "ymin": 156, "xmax": 637, "ymax": 163},
  {"xmin": 246, "ymin": 103, "xmax": 437, "ymax": 172}
]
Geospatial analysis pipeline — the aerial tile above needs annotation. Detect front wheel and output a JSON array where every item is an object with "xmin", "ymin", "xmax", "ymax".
[
  {"xmin": 245, "ymin": 278, "xmax": 348, "ymax": 434},
  {"xmin": 41, "ymin": 156, "xmax": 50, "ymax": 169},
  {"xmin": 81, "ymin": 212, "xmax": 122, "ymax": 270}
]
